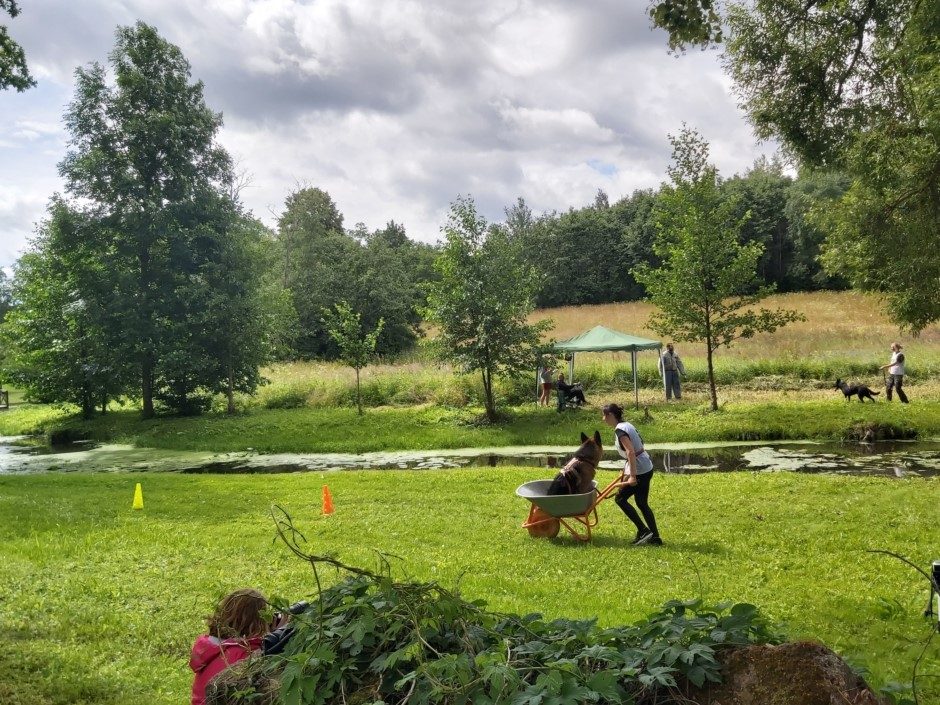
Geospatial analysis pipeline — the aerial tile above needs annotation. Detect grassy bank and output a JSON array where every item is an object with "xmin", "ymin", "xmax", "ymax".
[
  {"xmin": 0, "ymin": 469, "xmax": 936, "ymax": 704},
  {"xmin": 2, "ymin": 393, "xmax": 939, "ymax": 454}
]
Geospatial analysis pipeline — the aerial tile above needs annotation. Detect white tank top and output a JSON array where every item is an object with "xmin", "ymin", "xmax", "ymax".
[
  {"xmin": 614, "ymin": 421, "xmax": 653, "ymax": 475},
  {"xmin": 888, "ymin": 351, "xmax": 905, "ymax": 376}
]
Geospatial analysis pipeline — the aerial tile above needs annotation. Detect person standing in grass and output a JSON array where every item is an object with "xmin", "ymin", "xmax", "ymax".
[
  {"xmin": 538, "ymin": 361, "xmax": 554, "ymax": 406},
  {"xmin": 603, "ymin": 403, "xmax": 662, "ymax": 546},
  {"xmin": 879, "ymin": 342, "xmax": 909, "ymax": 403},
  {"xmin": 190, "ymin": 589, "xmax": 270, "ymax": 705},
  {"xmin": 657, "ymin": 343, "xmax": 685, "ymax": 401}
]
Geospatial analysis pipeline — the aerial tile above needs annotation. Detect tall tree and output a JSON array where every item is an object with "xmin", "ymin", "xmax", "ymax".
[
  {"xmin": 276, "ymin": 187, "xmax": 357, "ymax": 357},
  {"xmin": 634, "ymin": 128, "xmax": 802, "ymax": 411},
  {"xmin": 277, "ymin": 190, "xmax": 431, "ymax": 359},
  {"xmin": 1, "ymin": 201, "xmax": 130, "ymax": 416},
  {"xmin": 322, "ymin": 301, "xmax": 384, "ymax": 416},
  {"xmin": 653, "ymin": 0, "xmax": 940, "ymax": 331},
  {"xmin": 1, "ymin": 0, "xmax": 35, "ymax": 91},
  {"xmin": 424, "ymin": 196, "xmax": 551, "ymax": 421},
  {"xmin": 202, "ymin": 211, "xmax": 293, "ymax": 414},
  {"xmin": 59, "ymin": 22, "xmax": 233, "ymax": 416}
]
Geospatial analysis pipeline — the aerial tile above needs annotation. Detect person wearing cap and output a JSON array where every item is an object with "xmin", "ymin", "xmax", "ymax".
[
  {"xmin": 657, "ymin": 343, "xmax": 685, "ymax": 401},
  {"xmin": 879, "ymin": 342, "xmax": 909, "ymax": 403}
]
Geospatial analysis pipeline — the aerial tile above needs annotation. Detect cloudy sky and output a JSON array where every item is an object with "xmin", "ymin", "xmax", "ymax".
[{"xmin": 0, "ymin": 0, "xmax": 780, "ymax": 268}]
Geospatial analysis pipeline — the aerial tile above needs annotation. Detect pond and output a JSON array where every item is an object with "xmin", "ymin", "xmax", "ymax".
[{"xmin": 2, "ymin": 436, "xmax": 939, "ymax": 477}]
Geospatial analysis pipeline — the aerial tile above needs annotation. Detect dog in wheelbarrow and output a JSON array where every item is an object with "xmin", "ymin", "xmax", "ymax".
[{"xmin": 546, "ymin": 431, "xmax": 603, "ymax": 495}]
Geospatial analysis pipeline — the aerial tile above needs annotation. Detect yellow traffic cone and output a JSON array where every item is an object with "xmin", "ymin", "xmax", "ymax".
[
  {"xmin": 322, "ymin": 485, "xmax": 334, "ymax": 515},
  {"xmin": 132, "ymin": 482, "xmax": 144, "ymax": 510}
]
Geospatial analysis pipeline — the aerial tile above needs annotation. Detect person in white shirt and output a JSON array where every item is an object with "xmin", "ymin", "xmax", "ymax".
[
  {"xmin": 879, "ymin": 342, "xmax": 909, "ymax": 403},
  {"xmin": 602, "ymin": 402, "xmax": 662, "ymax": 546}
]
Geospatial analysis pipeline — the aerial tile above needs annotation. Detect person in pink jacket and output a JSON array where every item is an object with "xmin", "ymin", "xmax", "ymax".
[{"xmin": 189, "ymin": 588, "xmax": 268, "ymax": 705}]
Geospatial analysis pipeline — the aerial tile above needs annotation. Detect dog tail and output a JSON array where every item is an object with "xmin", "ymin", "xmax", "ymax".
[{"xmin": 870, "ymin": 390, "xmax": 880, "ymax": 395}]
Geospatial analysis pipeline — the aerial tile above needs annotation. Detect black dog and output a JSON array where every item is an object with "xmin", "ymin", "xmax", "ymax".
[
  {"xmin": 546, "ymin": 431, "xmax": 603, "ymax": 495},
  {"xmin": 835, "ymin": 378, "xmax": 880, "ymax": 403}
]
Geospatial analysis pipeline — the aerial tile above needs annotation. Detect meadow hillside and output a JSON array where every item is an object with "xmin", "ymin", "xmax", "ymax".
[{"xmin": 534, "ymin": 290, "xmax": 940, "ymax": 364}]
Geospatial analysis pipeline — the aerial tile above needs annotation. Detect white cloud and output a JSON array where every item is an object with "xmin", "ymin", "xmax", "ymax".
[{"xmin": 0, "ymin": 0, "xmax": 781, "ymax": 266}]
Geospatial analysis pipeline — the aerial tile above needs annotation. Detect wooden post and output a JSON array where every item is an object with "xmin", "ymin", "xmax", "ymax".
[{"xmin": 631, "ymin": 350, "xmax": 638, "ymax": 409}]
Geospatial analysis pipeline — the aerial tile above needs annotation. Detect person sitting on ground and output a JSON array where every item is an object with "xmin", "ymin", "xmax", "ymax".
[
  {"xmin": 556, "ymin": 372, "xmax": 587, "ymax": 405},
  {"xmin": 190, "ymin": 588, "xmax": 285, "ymax": 705}
]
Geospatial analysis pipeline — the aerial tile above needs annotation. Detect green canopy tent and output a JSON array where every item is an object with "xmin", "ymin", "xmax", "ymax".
[{"xmin": 552, "ymin": 325, "xmax": 663, "ymax": 409}]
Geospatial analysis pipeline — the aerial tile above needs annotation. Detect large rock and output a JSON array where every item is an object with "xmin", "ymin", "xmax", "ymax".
[{"xmin": 689, "ymin": 641, "xmax": 886, "ymax": 705}]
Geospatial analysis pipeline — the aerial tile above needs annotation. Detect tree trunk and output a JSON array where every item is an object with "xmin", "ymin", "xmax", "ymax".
[
  {"xmin": 81, "ymin": 385, "xmax": 94, "ymax": 420},
  {"xmin": 356, "ymin": 367, "xmax": 362, "ymax": 415},
  {"xmin": 704, "ymin": 308, "xmax": 718, "ymax": 411},
  {"xmin": 706, "ymin": 345, "xmax": 718, "ymax": 411},
  {"xmin": 141, "ymin": 355, "xmax": 154, "ymax": 418},
  {"xmin": 100, "ymin": 393, "xmax": 107, "ymax": 415},
  {"xmin": 482, "ymin": 368, "xmax": 496, "ymax": 421},
  {"xmin": 227, "ymin": 363, "xmax": 235, "ymax": 415},
  {"xmin": 139, "ymin": 241, "xmax": 154, "ymax": 419}
]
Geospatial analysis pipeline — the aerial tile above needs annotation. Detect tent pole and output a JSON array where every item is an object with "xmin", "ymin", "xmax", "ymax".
[
  {"xmin": 568, "ymin": 353, "xmax": 575, "ymax": 384},
  {"xmin": 632, "ymin": 349, "xmax": 638, "ymax": 409},
  {"xmin": 658, "ymin": 345, "xmax": 667, "ymax": 400}
]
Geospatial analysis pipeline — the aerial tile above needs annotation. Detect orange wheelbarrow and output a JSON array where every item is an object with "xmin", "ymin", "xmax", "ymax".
[{"xmin": 516, "ymin": 472, "xmax": 631, "ymax": 542}]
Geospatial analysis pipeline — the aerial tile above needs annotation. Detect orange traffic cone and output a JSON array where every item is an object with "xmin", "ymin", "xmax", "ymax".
[{"xmin": 322, "ymin": 485, "xmax": 334, "ymax": 515}]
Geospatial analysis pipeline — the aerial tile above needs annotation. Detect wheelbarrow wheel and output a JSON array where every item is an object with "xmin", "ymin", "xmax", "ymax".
[{"xmin": 526, "ymin": 507, "xmax": 560, "ymax": 538}]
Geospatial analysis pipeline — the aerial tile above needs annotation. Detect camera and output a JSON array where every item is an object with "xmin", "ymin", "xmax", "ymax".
[{"xmin": 274, "ymin": 600, "xmax": 309, "ymax": 624}]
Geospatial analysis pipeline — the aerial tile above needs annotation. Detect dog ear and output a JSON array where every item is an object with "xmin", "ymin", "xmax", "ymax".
[
  {"xmin": 580, "ymin": 431, "xmax": 588, "ymax": 442},
  {"xmin": 593, "ymin": 430, "xmax": 602, "ymax": 446}
]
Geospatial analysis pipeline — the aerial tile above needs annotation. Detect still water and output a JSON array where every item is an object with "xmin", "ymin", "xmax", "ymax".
[{"xmin": 1, "ymin": 437, "xmax": 939, "ymax": 477}]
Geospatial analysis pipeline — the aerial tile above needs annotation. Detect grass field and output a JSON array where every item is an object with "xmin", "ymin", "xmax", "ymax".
[{"xmin": 0, "ymin": 469, "xmax": 937, "ymax": 705}]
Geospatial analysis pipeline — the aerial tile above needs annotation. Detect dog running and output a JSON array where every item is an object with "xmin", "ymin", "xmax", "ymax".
[
  {"xmin": 546, "ymin": 431, "xmax": 603, "ymax": 495},
  {"xmin": 834, "ymin": 378, "xmax": 880, "ymax": 403}
]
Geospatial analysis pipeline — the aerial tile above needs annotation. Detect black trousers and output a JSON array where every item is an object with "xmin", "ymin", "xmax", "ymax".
[
  {"xmin": 615, "ymin": 470, "xmax": 659, "ymax": 537},
  {"xmin": 886, "ymin": 374, "xmax": 909, "ymax": 403}
]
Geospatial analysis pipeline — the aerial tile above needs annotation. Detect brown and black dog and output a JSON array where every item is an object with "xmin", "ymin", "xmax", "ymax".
[{"xmin": 547, "ymin": 431, "xmax": 603, "ymax": 495}]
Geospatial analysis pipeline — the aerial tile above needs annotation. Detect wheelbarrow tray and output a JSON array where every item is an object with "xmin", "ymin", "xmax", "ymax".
[{"xmin": 515, "ymin": 480, "xmax": 598, "ymax": 517}]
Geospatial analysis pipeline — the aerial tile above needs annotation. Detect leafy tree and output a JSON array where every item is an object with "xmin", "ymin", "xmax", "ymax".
[
  {"xmin": 724, "ymin": 0, "xmax": 940, "ymax": 331},
  {"xmin": 322, "ymin": 301, "xmax": 384, "ymax": 415},
  {"xmin": 656, "ymin": 0, "xmax": 939, "ymax": 331},
  {"xmin": 1, "ymin": 0, "xmax": 35, "ymax": 91},
  {"xmin": 721, "ymin": 159, "xmax": 794, "ymax": 290},
  {"xmin": 424, "ymin": 196, "xmax": 551, "ymax": 421},
  {"xmin": 59, "ymin": 22, "xmax": 237, "ymax": 417},
  {"xmin": 277, "ymin": 189, "xmax": 431, "ymax": 359},
  {"xmin": 0, "ymin": 268, "xmax": 11, "ymax": 323},
  {"xmin": 276, "ymin": 187, "xmax": 356, "ymax": 357},
  {"xmin": 634, "ymin": 128, "xmax": 802, "ymax": 411},
  {"xmin": 357, "ymin": 221, "xmax": 435, "ymax": 355},
  {"xmin": 1, "ymin": 201, "xmax": 130, "ymax": 416},
  {"xmin": 784, "ymin": 171, "xmax": 851, "ymax": 291},
  {"xmin": 649, "ymin": 0, "xmax": 724, "ymax": 51}
]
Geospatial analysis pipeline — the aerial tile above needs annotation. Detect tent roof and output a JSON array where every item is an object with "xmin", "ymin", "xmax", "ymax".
[{"xmin": 553, "ymin": 325, "xmax": 662, "ymax": 353}]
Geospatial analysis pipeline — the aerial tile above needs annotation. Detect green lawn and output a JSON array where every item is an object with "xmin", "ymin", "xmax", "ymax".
[
  {"xmin": 0, "ymin": 469, "xmax": 937, "ymax": 704},
  {"xmin": 2, "ymin": 395, "xmax": 940, "ymax": 453}
]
